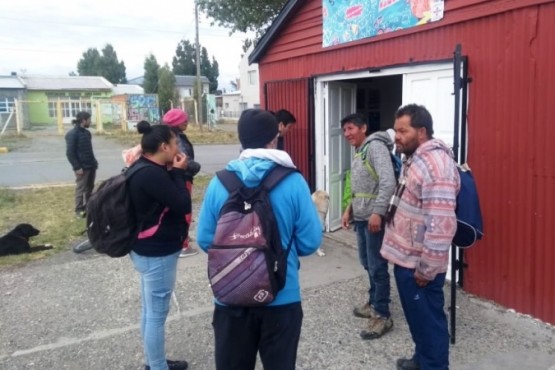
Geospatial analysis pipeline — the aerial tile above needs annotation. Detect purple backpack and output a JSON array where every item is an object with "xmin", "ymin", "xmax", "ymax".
[{"xmin": 208, "ymin": 166, "xmax": 297, "ymax": 306}]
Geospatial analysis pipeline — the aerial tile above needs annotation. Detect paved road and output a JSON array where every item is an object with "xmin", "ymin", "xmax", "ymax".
[
  {"xmin": 0, "ymin": 133, "xmax": 240, "ymax": 188},
  {"xmin": 1, "ymin": 129, "xmax": 554, "ymax": 369}
]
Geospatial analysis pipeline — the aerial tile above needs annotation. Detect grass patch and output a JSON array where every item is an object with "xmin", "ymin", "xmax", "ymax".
[
  {"xmin": 102, "ymin": 124, "xmax": 238, "ymax": 147},
  {"xmin": 0, "ymin": 174, "xmax": 213, "ymax": 267},
  {"xmin": 0, "ymin": 133, "xmax": 32, "ymax": 151}
]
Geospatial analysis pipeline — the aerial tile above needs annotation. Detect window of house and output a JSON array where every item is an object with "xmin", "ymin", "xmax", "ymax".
[
  {"xmin": 248, "ymin": 70, "xmax": 257, "ymax": 85},
  {"xmin": 225, "ymin": 103, "xmax": 229, "ymax": 109},
  {"xmin": 240, "ymin": 102, "xmax": 247, "ymax": 111},
  {"xmin": 0, "ymin": 97, "xmax": 15, "ymax": 113},
  {"xmin": 48, "ymin": 102, "xmax": 57, "ymax": 118}
]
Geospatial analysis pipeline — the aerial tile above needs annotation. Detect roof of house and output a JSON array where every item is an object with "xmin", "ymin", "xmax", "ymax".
[
  {"xmin": 112, "ymin": 84, "xmax": 144, "ymax": 95},
  {"xmin": 249, "ymin": 0, "xmax": 304, "ymax": 64},
  {"xmin": 0, "ymin": 75, "xmax": 26, "ymax": 89},
  {"xmin": 175, "ymin": 75, "xmax": 210, "ymax": 86},
  {"xmin": 21, "ymin": 75, "xmax": 113, "ymax": 91},
  {"xmin": 127, "ymin": 75, "xmax": 210, "ymax": 87}
]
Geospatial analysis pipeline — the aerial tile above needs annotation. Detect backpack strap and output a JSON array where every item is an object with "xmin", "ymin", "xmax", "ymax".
[
  {"xmin": 262, "ymin": 165, "xmax": 298, "ymax": 190},
  {"xmin": 124, "ymin": 161, "xmax": 152, "ymax": 180},
  {"xmin": 217, "ymin": 165, "xmax": 298, "ymax": 193},
  {"xmin": 216, "ymin": 169, "xmax": 244, "ymax": 193}
]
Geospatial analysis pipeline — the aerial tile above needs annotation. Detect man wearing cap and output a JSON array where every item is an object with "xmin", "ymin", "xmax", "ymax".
[
  {"xmin": 197, "ymin": 109, "xmax": 322, "ymax": 370},
  {"xmin": 162, "ymin": 108, "xmax": 201, "ymax": 257}
]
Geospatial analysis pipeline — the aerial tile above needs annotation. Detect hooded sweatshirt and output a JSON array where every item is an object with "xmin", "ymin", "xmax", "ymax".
[
  {"xmin": 381, "ymin": 139, "xmax": 460, "ymax": 280},
  {"xmin": 196, "ymin": 149, "xmax": 322, "ymax": 306},
  {"xmin": 350, "ymin": 131, "xmax": 396, "ymax": 221}
]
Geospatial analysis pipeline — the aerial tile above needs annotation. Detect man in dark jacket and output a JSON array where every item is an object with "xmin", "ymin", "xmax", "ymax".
[{"xmin": 65, "ymin": 111, "xmax": 97, "ymax": 218}]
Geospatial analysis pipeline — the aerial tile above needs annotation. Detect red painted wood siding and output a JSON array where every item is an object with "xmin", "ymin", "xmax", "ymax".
[
  {"xmin": 258, "ymin": 0, "xmax": 555, "ymax": 324},
  {"xmin": 265, "ymin": 79, "xmax": 314, "ymax": 187}
]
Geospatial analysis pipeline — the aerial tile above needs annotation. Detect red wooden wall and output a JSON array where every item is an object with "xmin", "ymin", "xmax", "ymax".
[{"xmin": 258, "ymin": 0, "xmax": 555, "ymax": 324}]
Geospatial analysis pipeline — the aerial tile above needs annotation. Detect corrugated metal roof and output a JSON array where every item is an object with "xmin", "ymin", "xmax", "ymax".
[
  {"xmin": 175, "ymin": 75, "xmax": 210, "ymax": 86},
  {"xmin": 22, "ymin": 75, "xmax": 113, "ymax": 90},
  {"xmin": 0, "ymin": 75, "xmax": 26, "ymax": 89},
  {"xmin": 112, "ymin": 84, "xmax": 144, "ymax": 95}
]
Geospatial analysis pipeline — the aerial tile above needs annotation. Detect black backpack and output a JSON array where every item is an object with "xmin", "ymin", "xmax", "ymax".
[
  {"xmin": 86, "ymin": 162, "xmax": 151, "ymax": 257},
  {"xmin": 207, "ymin": 165, "xmax": 297, "ymax": 306}
]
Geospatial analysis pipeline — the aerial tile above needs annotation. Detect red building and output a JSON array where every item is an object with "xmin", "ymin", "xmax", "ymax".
[{"xmin": 250, "ymin": 0, "xmax": 555, "ymax": 325}]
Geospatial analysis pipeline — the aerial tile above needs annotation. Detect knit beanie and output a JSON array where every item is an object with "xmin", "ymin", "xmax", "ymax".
[
  {"xmin": 238, "ymin": 109, "xmax": 279, "ymax": 149},
  {"xmin": 163, "ymin": 109, "xmax": 188, "ymax": 127}
]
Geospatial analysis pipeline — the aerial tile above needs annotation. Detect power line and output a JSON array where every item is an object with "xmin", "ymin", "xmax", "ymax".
[{"xmin": 0, "ymin": 16, "xmax": 246, "ymax": 38}]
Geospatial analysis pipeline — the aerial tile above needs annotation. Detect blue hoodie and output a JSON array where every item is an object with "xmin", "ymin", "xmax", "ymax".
[{"xmin": 197, "ymin": 150, "xmax": 322, "ymax": 306}]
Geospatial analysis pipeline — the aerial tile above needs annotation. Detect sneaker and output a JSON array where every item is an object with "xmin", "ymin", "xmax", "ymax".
[
  {"xmin": 145, "ymin": 359, "xmax": 188, "ymax": 370},
  {"xmin": 179, "ymin": 246, "xmax": 199, "ymax": 258},
  {"xmin": 353, "ymin": 303, "xmax": 377, "ymax": 318},
  {"xmin": 360, "ymin": 315, "xmax": 393, "ymax": 340},
  {"xmin": 396, "ymin": 357, "xmax": 420, "ymax": 370}
]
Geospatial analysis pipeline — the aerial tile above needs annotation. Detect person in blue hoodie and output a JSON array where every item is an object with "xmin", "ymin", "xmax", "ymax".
[{"xmin": 197, "ymin": 109, "xmax": 322, "ymax": 370}]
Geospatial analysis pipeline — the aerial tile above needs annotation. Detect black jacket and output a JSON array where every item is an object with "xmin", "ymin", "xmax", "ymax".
[
  {"xmin": 128, "ymin": 157, "xmax": 191, "ymax": 256},
  {"xmin": 175, "ymin": 130, "xmax": 201, "ymax": 181},
  {"xmin": 65, "ymin": 125, "xmax": 98, "ymax": 171}
]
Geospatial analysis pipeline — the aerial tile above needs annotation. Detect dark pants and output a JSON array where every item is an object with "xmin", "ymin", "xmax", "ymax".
[
  {"xmin": 394, "ymin": 265, "xmax": 449, "ymax": 370},
  {"xmin": 75, "ymin": 169, "xmax": 96, "ymax": 212},
  {"xmin": 212, "ymin": 302, "xmax": 303, "ymax": 370}
]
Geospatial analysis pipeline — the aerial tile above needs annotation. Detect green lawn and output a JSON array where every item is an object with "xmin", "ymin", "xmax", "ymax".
[{"xmin": 0, "ymin": 175, "xmax": 211, "ymax": 267}]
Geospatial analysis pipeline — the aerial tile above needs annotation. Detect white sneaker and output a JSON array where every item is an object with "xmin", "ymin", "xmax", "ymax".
[{"xmin": 179, "ymin": 246, "xmax": 199, "ymax": 258}]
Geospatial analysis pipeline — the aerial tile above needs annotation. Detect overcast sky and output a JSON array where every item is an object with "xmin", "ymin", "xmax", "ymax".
[{"xmin": 0, "ymin": 1, "xmax": 252, "ymax": 90}]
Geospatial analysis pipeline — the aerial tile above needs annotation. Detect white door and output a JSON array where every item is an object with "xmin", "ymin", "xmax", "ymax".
[
  {"xmin": 403, "ymin": 68, "xmax": 455, "ymax": 148},
  {"xmin": 325, "ymin": 82, "xmax": 356, "ymax": 231},
  {"xmin": 403, "ymin": 66, "xmax": 459, "ymax": 280}
]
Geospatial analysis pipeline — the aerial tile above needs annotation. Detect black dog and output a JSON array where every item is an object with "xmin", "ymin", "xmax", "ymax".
[{"xmin": 0, "ymin": 224, "xmax": 53, "ymax": 257}]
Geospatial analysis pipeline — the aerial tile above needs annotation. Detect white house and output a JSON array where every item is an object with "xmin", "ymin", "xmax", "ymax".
[{"xmin": 238, "ymin": 45, "xmax": 260, "ymax": 110}]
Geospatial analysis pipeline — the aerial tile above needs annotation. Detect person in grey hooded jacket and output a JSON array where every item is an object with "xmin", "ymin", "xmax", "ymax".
[{"xmin": 340, "ymin": 113, "xmax": 396, "ymax": 340}]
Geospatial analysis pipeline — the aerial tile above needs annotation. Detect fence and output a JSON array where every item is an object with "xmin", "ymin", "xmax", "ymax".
[{"xmin": 4, "ymin": 95, "xmax": 159, "ymax": 135}]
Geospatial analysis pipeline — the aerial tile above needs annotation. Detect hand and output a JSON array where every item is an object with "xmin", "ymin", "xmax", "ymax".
[
  {"xmin": 173, "ymin": 152, "xmax": 188, "ymax": 170},
  {"xmin": 75, "ymin": 169, "xmax": 84, "ymax": 176},
  {"xmin": 368, "ymin": 214, "xmax": 382, "ymax": 233},
  {"xmin": 341, "ymin": 208, "xmax": 351, "ymax": 229},
  {"xmin": 414, "ymin": 274, "xmax": 430, "ymax": 287}
]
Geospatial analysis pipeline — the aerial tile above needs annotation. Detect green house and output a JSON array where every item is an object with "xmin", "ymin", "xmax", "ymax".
[{"xmin": 21, "ymin": 75, "xmax": 113, "ymax": 126}]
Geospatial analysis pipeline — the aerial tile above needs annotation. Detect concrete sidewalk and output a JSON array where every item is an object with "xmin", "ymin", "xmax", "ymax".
[{"xmin": 0, "ymin": 229, "xmax": 554, "ymax": 370}]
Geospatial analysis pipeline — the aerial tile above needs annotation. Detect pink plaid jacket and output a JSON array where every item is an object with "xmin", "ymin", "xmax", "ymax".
[{"xmin": 381, "ymin": 139, "xmax": 460, "ymax": 281}]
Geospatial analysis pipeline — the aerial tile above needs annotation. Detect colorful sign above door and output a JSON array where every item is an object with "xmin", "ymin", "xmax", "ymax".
[{"xmin": 322, "ymin": 0, "xmax": 444, "ymax": 47}]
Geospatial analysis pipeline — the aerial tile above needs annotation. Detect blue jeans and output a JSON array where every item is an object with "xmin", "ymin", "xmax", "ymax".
[
  {"xmin": 130, "ymin": 250, "xmax": 180, "ymax": 370},
  {"xmin": 394, "ymin": 265, "xmax": 449, "ymax": 370},
  {"xmin": 354, "ymin": 220, "xmax": 391, "ymax": 318}
]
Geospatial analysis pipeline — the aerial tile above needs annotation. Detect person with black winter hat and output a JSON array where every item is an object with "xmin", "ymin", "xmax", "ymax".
[
  {"xmin": 65, "ymin": 111, "xmax": 97, "ymax": 218},
  {"xmin": 197, "ymin": 108, "xmax": 322, "ymax": 370}
]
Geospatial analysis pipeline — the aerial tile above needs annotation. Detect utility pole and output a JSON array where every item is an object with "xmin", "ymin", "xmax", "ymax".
[{"xmin": 195, "ymin": 1, "xmax": 203, "ymax": 131}]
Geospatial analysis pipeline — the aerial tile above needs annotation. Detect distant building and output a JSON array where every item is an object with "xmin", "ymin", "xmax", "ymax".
[
  {"xmin": 238, "ymin": 45, "xmax": 260, "ymax": 110},
  {"xmin": 128, "ymin": 75, "xmax": 210, "ymax": 100},
  {"xmin": 21, "ymin": 75, "xmax": 113, "ymax": 125},
  {"xmin": 0, "ymin": 73, "xmax": 27, "ymax": 130}
]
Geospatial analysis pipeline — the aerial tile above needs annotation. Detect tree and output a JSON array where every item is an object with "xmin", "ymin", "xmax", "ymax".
[
  {"xmin": 77, "ymin": 48, "xmax": 101, "ymax": 76},
  {"xmin": 143, "ymin": 54, "xmax": 160, "ymax": 94},
  {"xmin": 172, "ymin": 40, "xmax": 220, "ymax": 93},
  {"xmin": 76, "ymin": 43, "xmax": 127, "ymax": 84},
  {"xmin": 157, "ymin": 64, "xmax": 179, "ymax": 113},
  {"xmin": 172, "ymin": 40, "xmax": 196, "ymax": 75},
  {"xmin": 197, "ymin": 0, "xmax": 286, "ymax": 40}
]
